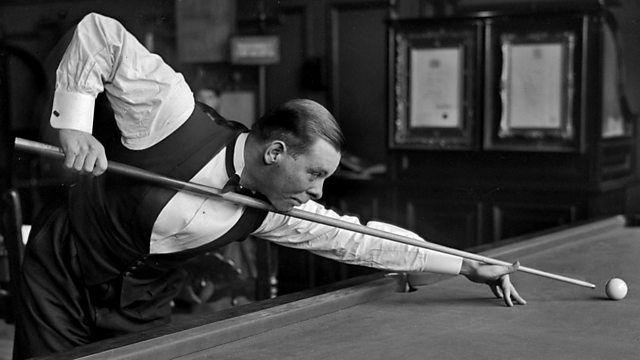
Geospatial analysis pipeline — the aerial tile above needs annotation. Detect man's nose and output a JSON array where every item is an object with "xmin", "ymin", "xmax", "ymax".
[{"xmin": 307, "ymin": 180, "xmax": 324, "ymax": 200}]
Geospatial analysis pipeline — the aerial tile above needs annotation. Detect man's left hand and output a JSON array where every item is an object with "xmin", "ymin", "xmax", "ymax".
[{"xmin": 460, "ymin": 259, "xmax": 527, "ymax": 307}]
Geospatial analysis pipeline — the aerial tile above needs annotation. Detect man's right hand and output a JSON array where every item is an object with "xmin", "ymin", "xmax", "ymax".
[{"xmin": 58, "ymin": 128, "xmax": 108, "ymax": 176}]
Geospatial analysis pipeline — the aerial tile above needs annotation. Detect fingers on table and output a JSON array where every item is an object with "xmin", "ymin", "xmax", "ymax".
[
  {"xmin": 490, "ymin": 283, "xmax": 503, "ymax": 299},
  {"xmin": 508, "ymin": 286, "xmax": 527, "ymax": 306},
  {"xmin": 499, "ymin": 277, "xmax": 527, "ymax": 307}
]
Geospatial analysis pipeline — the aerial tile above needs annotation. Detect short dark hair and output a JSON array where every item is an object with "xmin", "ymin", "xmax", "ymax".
[{"xmin": 252, "ymin": 99, "xmax": 344, "ymax": 156}]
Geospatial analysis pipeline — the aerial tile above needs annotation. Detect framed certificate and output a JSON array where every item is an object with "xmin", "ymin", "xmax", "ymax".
[
  {"xmin": 409, "ymin": 47, "xmax": 463, "ymax": 129},
  {"xmin": 484, "ymin": 17, "xmax": 583, "ymax": 152},
  {"xmin": 502, "ymin": 42, "xmax": 566, "ymax": 132},
  {"xmin": 389, "ymin": 19, "xmax": 482, "ymax": 150}
]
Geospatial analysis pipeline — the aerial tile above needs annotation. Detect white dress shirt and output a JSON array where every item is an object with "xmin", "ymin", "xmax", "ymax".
[
  {"xmin": 50, "ymin": 13, "xmax": 194, "ymax": 150},
  {"xmin": 50, "ymin": 13, "xmax": 463, "ymax": 275}
]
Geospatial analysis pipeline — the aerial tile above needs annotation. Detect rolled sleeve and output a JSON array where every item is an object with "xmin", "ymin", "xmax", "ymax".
[{"xmin": 50, "ymin": 90, "xmax": 96, "ymax": 133}]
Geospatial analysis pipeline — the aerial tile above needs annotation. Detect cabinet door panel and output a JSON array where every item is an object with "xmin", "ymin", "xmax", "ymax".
[
  {"xmin": 329, "ymin": 1, "xmax": 391, "ymax": 163},
  {"xmin": 492, "ymin": 203, "xmax": 578, "ymax": 241},
  {"xmin": 266, "ymin": 5, "xmax": 307, "ymax": 108},
  {"xmin": 405, "ymin": 199, "xmax": 481, "ymax": 249}
]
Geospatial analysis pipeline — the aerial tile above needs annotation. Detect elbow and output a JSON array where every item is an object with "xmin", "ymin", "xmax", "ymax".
[{"xmin": 77, "ymin": 13, "xmax": 126, "ymax": 39}]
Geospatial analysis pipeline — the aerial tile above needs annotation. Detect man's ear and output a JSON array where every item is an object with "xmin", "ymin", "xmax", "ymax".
[{"xmin": 264, "ymin": 141, "xmax": 287, "ymax": 164}]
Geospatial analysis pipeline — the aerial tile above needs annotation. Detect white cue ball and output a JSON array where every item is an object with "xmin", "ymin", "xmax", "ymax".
[{"xmin": 605, "ymin": 278, "xmax": 628, "ymax": 300}]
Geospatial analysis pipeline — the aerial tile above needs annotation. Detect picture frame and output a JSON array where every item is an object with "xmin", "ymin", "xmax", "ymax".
[
  {"xmin": 500, "ymin": 38, "xmax": 573, "ymax": 137},
  {"xmin": 600, "ymin": 23, "xmax": 633, "ymax": 139},
  {"xmin": 484, "ymin": 19, "xmax": 583, "ymax": 152},
  {"xmin": 389, "ymin": 19, "xmax": 481, "ymax": 150}
]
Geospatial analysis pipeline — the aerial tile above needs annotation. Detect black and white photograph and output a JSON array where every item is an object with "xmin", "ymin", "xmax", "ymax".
[{"xmin": 1, "ymin": 0, "xmax": 639, "ymax": 359}]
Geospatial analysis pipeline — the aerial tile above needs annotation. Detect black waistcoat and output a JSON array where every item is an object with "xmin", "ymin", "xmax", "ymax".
[{"xmin": 66, "ymin": 103, "xmax": 267, "ymax": 327}]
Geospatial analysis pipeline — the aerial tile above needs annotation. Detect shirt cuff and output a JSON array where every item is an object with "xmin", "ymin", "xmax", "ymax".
[
  {"xmin": 50, "ymin": 90, "xmax": 96, "ymax": 133},
  {"xmin": 421, "ymin": 251, "xmax": 463, "ymax": 275}
]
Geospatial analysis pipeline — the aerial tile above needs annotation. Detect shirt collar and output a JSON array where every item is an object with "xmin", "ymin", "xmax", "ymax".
[{"xmin": 234, "ymin": 132, "xmax": 248, "ymax": 177}]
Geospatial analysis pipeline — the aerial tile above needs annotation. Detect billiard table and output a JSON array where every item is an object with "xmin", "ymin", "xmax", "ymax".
[{"xmin": 41, "ymin": 215, "xmax": 639, "ymax": 359}]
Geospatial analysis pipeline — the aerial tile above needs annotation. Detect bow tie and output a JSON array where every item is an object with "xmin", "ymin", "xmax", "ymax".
[
  {"xmin": 222, "ymin": 174, "xmax": 242, "ymax": 194},
  {"xmin": 221, "ymin": 174, "xmax": 270, "ymax": 203}
]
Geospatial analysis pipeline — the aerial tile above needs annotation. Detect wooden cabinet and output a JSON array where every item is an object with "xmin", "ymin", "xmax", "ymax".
[{"xmin": 386, "ymin": 4, "xmax": 637, "ymax": 247}]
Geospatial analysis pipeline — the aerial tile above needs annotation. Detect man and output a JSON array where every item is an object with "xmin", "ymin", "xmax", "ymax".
[{"xmin": 14, "ymin": 13, "xmax": 525, "ymax": 359}]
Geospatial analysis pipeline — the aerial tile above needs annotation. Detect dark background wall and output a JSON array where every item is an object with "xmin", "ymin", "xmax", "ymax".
[
  {"xmin": 2, "ymin": 0, "xmax": 640, "ymax": 160},
  {"xmin": 2, "ymin": 0, "xmax": 640, "ymax": 293}
]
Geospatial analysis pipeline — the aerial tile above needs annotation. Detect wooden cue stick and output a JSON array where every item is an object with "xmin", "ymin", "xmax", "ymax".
[{"xmin": 14, "ymin": 137, "xmax": 596, "ymax": 289}]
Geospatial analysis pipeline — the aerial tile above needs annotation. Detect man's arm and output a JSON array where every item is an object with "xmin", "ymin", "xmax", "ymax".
[
  {"xmin": 50, "ymin": 13, "xmax": 194, "ymax": 175},
  {"xmin": 253, "ymin": 200, "xmax": 526, "ymax": 306},
  {"xmin": 253, "ymin": 200, "xmax": 463, "ymax": 274},
  {"xmin": 50, "ymin": 13, "xmax": 122, "ymax": 175}
]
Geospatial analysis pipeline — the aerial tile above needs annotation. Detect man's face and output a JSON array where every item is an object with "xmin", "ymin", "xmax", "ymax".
[{"xmin": 261, "ymin": 138, "xmax": 341, "ymax": 211}]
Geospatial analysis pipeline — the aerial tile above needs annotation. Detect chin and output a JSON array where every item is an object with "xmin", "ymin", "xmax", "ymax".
[{"xmin": 267, "ymin": 198, "xmax": 294, "ymax": 212}]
